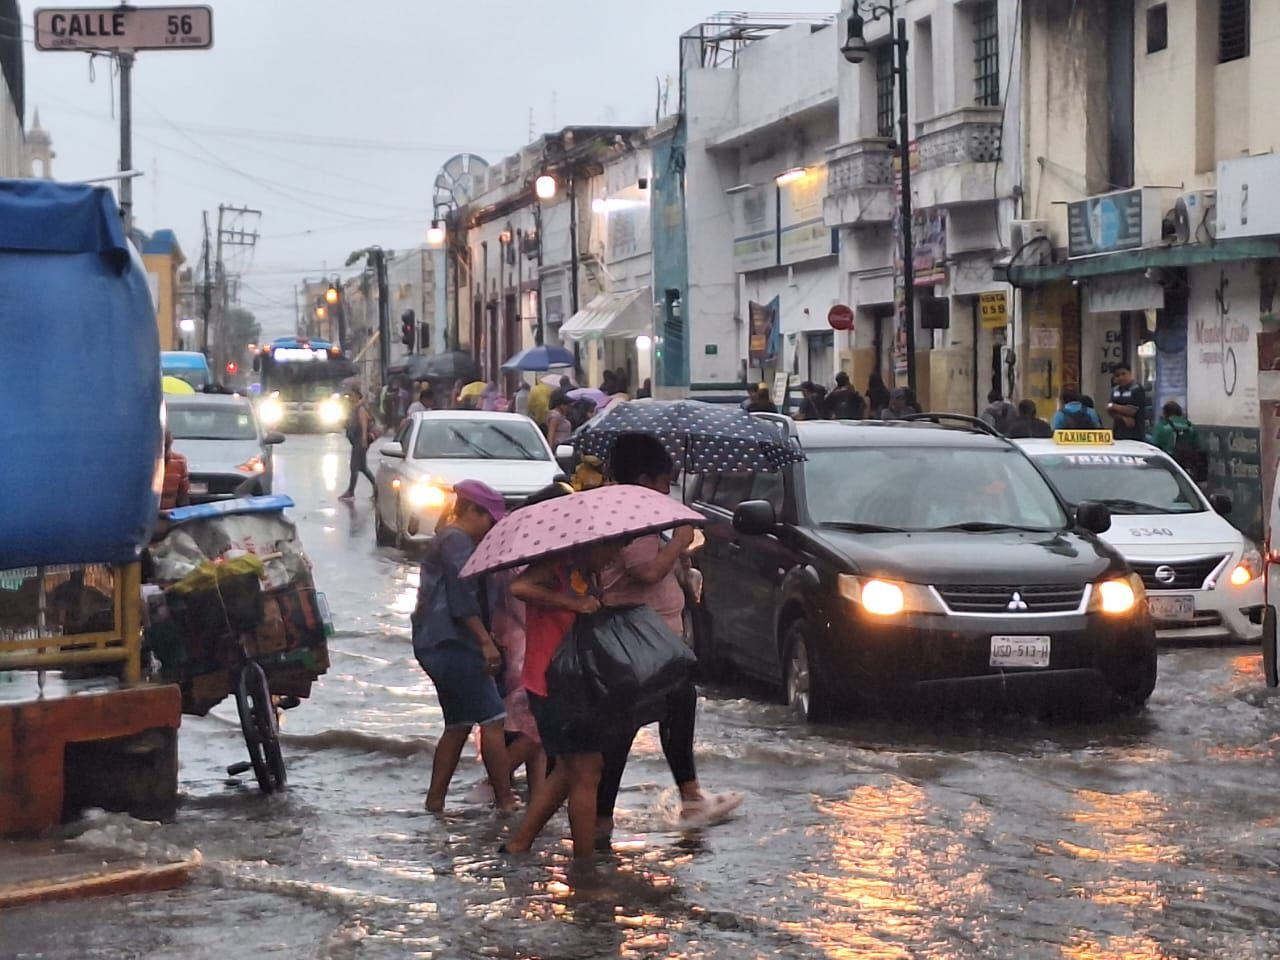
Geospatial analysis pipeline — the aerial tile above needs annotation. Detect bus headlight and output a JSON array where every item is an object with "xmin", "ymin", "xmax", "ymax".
[
  {"xmin": 258, "ymin": 395, "xmax": 284, "ymax": 427},
  {"xmin": 407, "ymin": 481, "xmax": 449, "ymax": 510},
  {"xmin": 318, "ymin": 396, "xmax": 345, "ymax": 426}
]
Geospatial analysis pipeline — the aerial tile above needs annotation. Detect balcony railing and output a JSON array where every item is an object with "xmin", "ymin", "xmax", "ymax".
[
  {"xmin": 916, "ymin": 107, "xmax": 1003, "ymax": 171},
  {"xmin": 824, "ymin": 138, "xmax": 895, "ymax": 227}
]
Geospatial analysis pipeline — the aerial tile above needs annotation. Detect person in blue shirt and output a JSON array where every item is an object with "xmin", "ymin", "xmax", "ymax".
[
  {"xmin": 413, "ymin": 479, "xmax": 517, "ymax": 814},
  {"xmin": 1050, "ymin": 389, "xmax": 1103, "ymax": 430}
]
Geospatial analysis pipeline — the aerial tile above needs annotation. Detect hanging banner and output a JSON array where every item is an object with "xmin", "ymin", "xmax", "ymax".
[
  {"xmin": 749, "ymin": 297, "xmax": 780, "ymax": 365},
  {"xmin": 733, "ymin": 185, "xmax": 778, "ymax": 273}
]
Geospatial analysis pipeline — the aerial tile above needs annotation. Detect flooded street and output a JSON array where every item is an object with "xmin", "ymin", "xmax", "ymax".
[{"xmin": 6, "ymin": 434, "xmax": 1280, "ymax": 959}]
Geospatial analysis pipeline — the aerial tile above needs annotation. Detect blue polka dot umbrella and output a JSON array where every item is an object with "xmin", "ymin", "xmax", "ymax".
[{"xmin": 572, "ymin": 399, "xmax": 804, "ymax": 474}]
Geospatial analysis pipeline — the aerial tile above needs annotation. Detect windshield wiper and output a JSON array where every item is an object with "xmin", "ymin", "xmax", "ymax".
[
  {"xmin": 932, "ymin": 522, "xmax": 1057, "ymax": 532},
  {"xmin": 1097, "ymin": 498, "xmax": 1172, "ymax": 515},
  {"xmin": 448, "ymin": 427, "xmax": 496, "ymax": 459},
  {"xmin": 819, "ymin": 521, "xmax": 905, "ymax": 533},
  {"xmin": 485, "ymin": 426, "xmax": 537, "ymax": 460}
]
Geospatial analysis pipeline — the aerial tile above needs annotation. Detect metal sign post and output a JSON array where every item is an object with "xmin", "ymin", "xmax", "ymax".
[{"xmin": 34, "ymin": 6, "xmax": 214, "ymax": 230}]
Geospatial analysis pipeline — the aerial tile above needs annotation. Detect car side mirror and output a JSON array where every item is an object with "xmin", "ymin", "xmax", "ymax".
[
  {"xmin": 733, "ymin": 499, "xmax": 777, "ymax": 536},
  {"xmin": 263, "ymin": 431, "xmax": 286, "ymax": 445},
  {"xmin": 1210, "ymin": 492, "xmax": 1233, "ymax": 516},
  {"xmin": 1075, "ymin": 500, "xmax": 1112, "ymax": 534},
  {"xmin": 555, "ymin": 444, "xmax": 575, "ymax": 459},
  {"xmin": 382, "ymin": 441, "xmax": 405, "ymax": 459}
]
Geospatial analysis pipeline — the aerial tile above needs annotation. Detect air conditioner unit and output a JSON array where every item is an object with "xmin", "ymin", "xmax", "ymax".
[
  {"xmin": 1009, "ymin": 220, "xmax": 1051, "ymax": 265},
  {"xmin": 1170, "ymin": 189, "xmax": 1218, "ymax": 244}
]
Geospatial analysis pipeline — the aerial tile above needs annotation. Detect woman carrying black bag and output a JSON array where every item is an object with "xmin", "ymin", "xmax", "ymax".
[{"xmin": 502, "ymin": 543, "xmax": 620, "ymax": 862}]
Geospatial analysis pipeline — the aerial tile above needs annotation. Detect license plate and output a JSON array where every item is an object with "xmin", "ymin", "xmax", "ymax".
[
  {"xmin": 1149, "ymin": 595, "xmax": 1195, "ymax": 622},
  {"xmin": 189, "ymin": 482, "xmax": 208, "ymax": 495},
  {"xmin": 990, "ymin": 635, "xmax": 1051, "ymax": 668}
]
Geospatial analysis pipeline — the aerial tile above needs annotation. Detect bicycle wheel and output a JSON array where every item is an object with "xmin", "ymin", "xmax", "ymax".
[{"xmin": 235, "ymin": 661, "xmax": 286, "ymax": 793}]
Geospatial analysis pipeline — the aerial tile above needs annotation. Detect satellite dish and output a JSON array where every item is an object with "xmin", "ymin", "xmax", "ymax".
[{"xmin": 434, "ymin": 153, "xmax": 489, "ymax": 211}]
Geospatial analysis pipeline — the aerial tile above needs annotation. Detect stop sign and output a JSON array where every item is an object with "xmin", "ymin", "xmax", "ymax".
[{"xmin": 828, "ymin": 304, "xmax": 855, "ymax": 331}]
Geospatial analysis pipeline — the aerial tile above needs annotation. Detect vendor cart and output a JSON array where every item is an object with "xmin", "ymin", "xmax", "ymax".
[{"xmin": 143, "ymin": 495, "xmax": 331, "ymax": 793}]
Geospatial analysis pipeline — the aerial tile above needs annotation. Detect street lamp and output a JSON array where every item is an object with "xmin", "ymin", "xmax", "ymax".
[
  {"xmin": 843, "ymin": 1, "xmax": 917, "ymax": 399},
  {"xmin": 425, "ymin": 220, "xmax": 446, "ymax": 249},
  {"xmin": 535, "ymin": 174, "xmax": 557, "ymax": 201},
  {"xmin": 325, "ymin": 284, "xmax": 340, "ymax": 305}
]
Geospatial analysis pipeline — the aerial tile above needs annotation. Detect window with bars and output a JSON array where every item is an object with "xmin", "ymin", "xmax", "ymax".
[
  {"xmin": 875, "ymin": 44, "xmax": 894, "ymax": 138},
  {"xmin": 972, "ymin": 0, "xmax": 1000, "ymax": 106},
  {"xmin": 1219, "ymin": 0, "xmax": 1250, "ymax": 63}
]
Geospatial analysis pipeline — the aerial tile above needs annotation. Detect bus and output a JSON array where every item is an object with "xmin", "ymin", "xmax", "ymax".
[
  {"xmin": 161, "ymin": 350, "xmax": 212, "ymax": 390},
  {"xmin": 253, "ymin": 337, "xmax": 357, "ymax": 433}
]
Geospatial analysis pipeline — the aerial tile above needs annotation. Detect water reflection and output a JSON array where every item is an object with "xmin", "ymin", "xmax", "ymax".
[{"xmin": 321, "ymin": 451, "xmax": 340, "ymax": 492}]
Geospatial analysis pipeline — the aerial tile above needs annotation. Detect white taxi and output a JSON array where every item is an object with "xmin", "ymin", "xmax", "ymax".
[{"xmin": 1016, "ymin": 430, "xmax": 1262, "ymax": 645}]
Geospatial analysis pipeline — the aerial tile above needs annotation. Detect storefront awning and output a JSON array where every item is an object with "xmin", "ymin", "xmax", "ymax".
[
  {"xmin": 559, "ymin": 289, "xmax": 650, "ymax": 341},
  {"xmin": 1001, "ymin": 236, "xmax": 1280, "ymax": 287}
]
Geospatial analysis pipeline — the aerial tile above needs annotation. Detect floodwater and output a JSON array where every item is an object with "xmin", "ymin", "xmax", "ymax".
[{"xmin": 5, "ymin": 434, "xmax": 1280, "ymax": 959}]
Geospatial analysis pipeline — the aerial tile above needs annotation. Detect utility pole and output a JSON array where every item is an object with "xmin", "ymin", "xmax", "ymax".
[
  {"xmin": 199, "ymin": 211, "xmax": 212, "ymax": 355},
  {"xmin": 373, "ymin": 248, "xmax": 391, "ymax": 383},
  {"xmin": 212, "ymin": 204, "xmax": 261, "ymax": 374},
  {"xmin": 118, "ymin": 51, "xmax": 135, "ymax": 233}
]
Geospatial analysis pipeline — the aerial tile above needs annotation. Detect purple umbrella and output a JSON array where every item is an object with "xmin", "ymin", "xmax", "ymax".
[{"xmin": 566, "ymin": 387, "xmax": 611, "ymax": 408}]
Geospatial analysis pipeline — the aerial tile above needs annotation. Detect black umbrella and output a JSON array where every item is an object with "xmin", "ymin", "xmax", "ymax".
[
  {"xmin": 390, "ymin": 351, "xmax": 480, "ymax": 383},
  {"xmin": 572, "ymin": 399, "xmax": 803, "ymax": 473}
]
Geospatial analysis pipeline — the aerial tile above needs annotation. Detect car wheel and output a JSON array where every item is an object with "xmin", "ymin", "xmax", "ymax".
[
  {"xmin": 374, "ymin": 507, "xmax": 396, "ymax": 547},
  {"xmin": 784, "ymin": 617, "xmax": 834, "ymax": 722},
  {"xmin": 1111, "ymin": 651, "xmax": 1158, "ymax": 714}
]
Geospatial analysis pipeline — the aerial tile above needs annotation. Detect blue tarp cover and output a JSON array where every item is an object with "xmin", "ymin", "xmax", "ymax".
[{"xmin": 0, "ymin": 179, "xmax": 163, "ymax": 570}]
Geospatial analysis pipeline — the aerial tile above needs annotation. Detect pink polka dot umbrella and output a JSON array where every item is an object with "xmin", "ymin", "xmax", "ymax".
[{"xmin": 460, "ymin": 484, "xmax": 704, "ymax": 578}]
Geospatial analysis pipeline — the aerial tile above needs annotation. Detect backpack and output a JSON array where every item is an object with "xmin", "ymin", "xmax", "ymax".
[
  {"xmin": 1170, "ymin": 423, "xmax": 1209, "ymax": 482},
  {"xmin": 1061, "ymin": 407, "xmax": 1095, "ymax": 430}
]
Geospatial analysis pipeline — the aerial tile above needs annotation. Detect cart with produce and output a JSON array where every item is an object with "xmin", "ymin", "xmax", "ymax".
[{"xmin": 142, "ymin": 495, "xmax": 332, "ymax": 793}]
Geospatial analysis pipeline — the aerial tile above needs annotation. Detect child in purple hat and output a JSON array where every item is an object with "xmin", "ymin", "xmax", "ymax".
[{"xmin": 412, "ymin": 479, "xmax": 516, "ymax": 813}]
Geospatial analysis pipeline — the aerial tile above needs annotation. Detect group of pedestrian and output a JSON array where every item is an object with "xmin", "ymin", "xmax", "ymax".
[
  {"xmin": 787, "ymin": 371, "xmax": 919, "ymax": 422},
  {"xmin": 411, "ymin": 436, "xmax": 740, "ymax": 865}
]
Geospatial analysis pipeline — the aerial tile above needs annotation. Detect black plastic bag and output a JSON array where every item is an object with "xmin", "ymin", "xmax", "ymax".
[{"xmin": 546, "ymin": 605, "xmax": 697, "ymax": 729}]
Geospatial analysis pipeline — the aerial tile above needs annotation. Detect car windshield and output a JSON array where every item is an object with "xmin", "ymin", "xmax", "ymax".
[
  {"xmin": 162, "ymin": 367, "xmax": 209, "ymax": 388},
  {"xmin": 1031, "ymin": 452, "xmax": 1205, "ymax": 514},
  {"xmin": 803, "ymin": 446, "xmax": 1069, "ymax": 532},
  {"xmin": 413, "ymin": 419, "xmax": 549, "ymax": 461},
  {"xmin": 169, "ymin": 405, "xmax": 259, "ymax": 441}
]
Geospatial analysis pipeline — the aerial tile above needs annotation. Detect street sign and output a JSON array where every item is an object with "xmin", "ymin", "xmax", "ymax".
[
  {"xmin": 979, "ymin": 291, "xmax": 1008, "ymax": 329},
  {"xmin": 827, "ymin": 303, "xmax": 855, "ymax": 332},
  {"xmin": 34, "ymin": 5, "xmax": 213, "ymax": 51}
]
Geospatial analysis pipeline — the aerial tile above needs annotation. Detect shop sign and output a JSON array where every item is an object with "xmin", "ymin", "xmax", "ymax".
[
  {"xmin": 1067, "ymin": 189, "xmax": 1145, "ymax": 257},
  {"xmin": 979, "ymin": 291, "xmax": 1008, "ymax": 329},
  {"xmin": 1217, "ymin": 154, "xmax": 1280, "ymax": 240}
]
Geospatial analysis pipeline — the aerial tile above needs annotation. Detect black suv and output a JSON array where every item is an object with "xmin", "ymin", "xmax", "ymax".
[{"xmin": 688, "ymin": 417, "xmax": 1157, "ymax": 720}]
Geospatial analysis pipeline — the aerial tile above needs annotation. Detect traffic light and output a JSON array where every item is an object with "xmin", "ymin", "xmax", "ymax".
[
  {"xmin": 226, "ymin": 360, "xmax": 239, "ymax": 376},
  {"xmin": 401, "ymin": 309, "xmax": 416, "ymax": 349}
]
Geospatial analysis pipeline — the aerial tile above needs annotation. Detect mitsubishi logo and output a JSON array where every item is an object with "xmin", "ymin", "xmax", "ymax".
[
  {"xmin": 1154, "ymin": 565, "xmax": 1177, "ymax": 585},
  {"xmin": 1007, "ymin": 591, "xmax": 1030, "ymax": 612}
]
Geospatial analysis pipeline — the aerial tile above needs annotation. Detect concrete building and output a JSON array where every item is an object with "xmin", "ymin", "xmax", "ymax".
[
  {"xmin": 561, "ymin": 143, "xmax": 655, "ymax": 391},
  {"xmin": 451, "ymin": 126, "xmax": 646, "ymax": 390},
  {"xmin": 824, "ymin": 0, "xmax": 1020, "ymax": 412},
  {"xmin": 137, "ymin": 229, "xmax": 186, "ymax": 351},
  {"xmin": 0, "ymin": 0, "xmax": 23, "ymax": 178},
  {"xmin": 1006, "ymin": 0, "xmax": 1279, "ymax": 539},
  {"xmin": 677, "ymin": 14, "xmax": 843, "ymax": 391}
]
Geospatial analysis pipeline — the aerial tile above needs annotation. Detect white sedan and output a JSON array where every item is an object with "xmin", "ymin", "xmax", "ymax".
[
  {"xmin": 373, "ymin": 410, "xmax": 564, "ymax": 547},
  {"xmin": 1016, "ymin": 436, "xmax": 1262, "ymax": 645}
]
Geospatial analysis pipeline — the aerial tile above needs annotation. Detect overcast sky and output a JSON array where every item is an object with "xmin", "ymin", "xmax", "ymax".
[{"xmin": 22, "ymin": 1, "xmax": 838, "ymax": 336}]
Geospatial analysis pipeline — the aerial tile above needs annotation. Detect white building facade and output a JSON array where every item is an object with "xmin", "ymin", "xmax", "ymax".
[
  {"xmin": 0, "ymin": 0, "xmax": 23, "ymax": 179},
  {"xmin": 826, "ymin": 0, "xmax": 1021, "ymax": 412}
]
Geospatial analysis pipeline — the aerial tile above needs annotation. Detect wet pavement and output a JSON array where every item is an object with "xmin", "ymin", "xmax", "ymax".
[{"xmin": 5, "ymin": 433, "xmax": 1280, "ymax": 959}]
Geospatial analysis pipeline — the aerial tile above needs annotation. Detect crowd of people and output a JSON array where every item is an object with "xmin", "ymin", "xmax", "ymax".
[{"xmin": 409, "ymin": 435, "xmax": 740, "ymax": 865}]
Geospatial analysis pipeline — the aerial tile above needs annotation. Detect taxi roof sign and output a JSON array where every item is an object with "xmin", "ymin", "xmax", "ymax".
[{"xmin": 1053, "ymin": 429, "xmax": 1114, "ymax": 446}]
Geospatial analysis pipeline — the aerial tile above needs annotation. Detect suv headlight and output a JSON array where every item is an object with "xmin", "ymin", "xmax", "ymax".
[
  {"xmin": 1230, "ymin": 546, "xmax": 1262, "ymax": 588},
  {"xmin": 838, "ymin": 575, "xmax": 943, "ymax": 617},
  {"xmin": 1088, "ymin": 573, "xmax": 1145, "ymax": 616}
]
